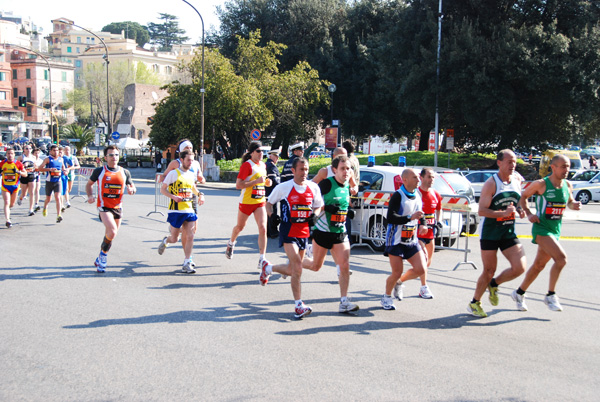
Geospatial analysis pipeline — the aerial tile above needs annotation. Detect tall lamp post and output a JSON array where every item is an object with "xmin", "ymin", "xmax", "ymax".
[
  {"xmin": 181, "ymin": 0, "xmax": 205, "ymax": 168},
  {"xmin": 433, "ymin": 0, "xmax": 443, "ymax": 167},
  {"xmin": 57, "ymin": 19, "xmax": 111, "ymax": 141},
  {"xmin": 4, "ymin": 43, "xmax": 53, "ymax": 141}
]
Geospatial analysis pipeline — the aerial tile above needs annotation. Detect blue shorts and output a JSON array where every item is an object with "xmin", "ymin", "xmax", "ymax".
[
  {"xmin": 167, "ymin": 212, "xmax": 197, "ymax": 229},
  {"xmin": 279, "ymin": 234, "xmax": 308, "ymax": 250},
  {"xmin": 1, "ymin": 184, "xmax": 18, "ymax": 194},
  {"xmin": 384, "ymin": 242, "xmax": 422, "ymax": 259}
]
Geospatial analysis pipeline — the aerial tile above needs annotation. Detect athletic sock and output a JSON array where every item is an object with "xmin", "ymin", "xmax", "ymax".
[
  {"xmin": 517, "ymin": 287, "xmax": 526, "ymax": 296},
  {"xmin": 547, "ymin": 291, "xmax": 556, "ymax": 296},
  {"xmin": 259, "ymin": 254, "xmax": 265, "ymax": 261},
  {"xmin": 265, "ymin": 264, "xmax": 273, "ymax": 275},
  {"xmin": 490, "ymin": 278, "xmax": 499, "ymax": 288},
  {"xmin": 295, "ymin": 300, "xmax": 303, "ymax": 307},
  {"xmin": 341, "ymin": 296, "xmax": 348, "ymax": 304},
  {"xmin": 471, "ymin": 298, "xmax": 479, "ymax": 304}
]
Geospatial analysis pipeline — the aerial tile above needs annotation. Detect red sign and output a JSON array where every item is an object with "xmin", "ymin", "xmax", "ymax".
[
  {"xmin": 428, "ymin": 130, "xmax": 436, "ymax": 152},
  {"xmin": 325, "ymin": 127, "xmax": 338, "ymax": 149},
  {"xmin": 250, "ymin": 129, "xmax": 261, "ymax": 140},
  {"xmin": 415, "ymin": 132, "xmax": 421, "ymax": 150},
  {"xmin": 446, "ymin": 129, "xmax": 454, "ymax": 150}
]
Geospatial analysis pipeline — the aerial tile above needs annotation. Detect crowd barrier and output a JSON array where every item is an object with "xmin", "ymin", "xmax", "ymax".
[
  {"xmin": 350, "ymin": 190, "xmax": 478, "ymax": 270},
  {"xmin": 147, "ymin": 173, "xmax": 169, "ymax": 217},
  {"xmin": 72, "ymin": 167, "xmax": 97, "ymax": 200}
]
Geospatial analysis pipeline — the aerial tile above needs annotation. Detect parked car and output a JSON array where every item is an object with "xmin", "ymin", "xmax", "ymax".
[
  {"xmin": 464, "ymin": 170, "xmax": 496, "ymax": 201},
  {"xmin": 580, "ymin": 146, "xmax": 600, "ymax": 159},
  {"xmin": 353, "ymin": 166, "xmax": 479, "ymax": 251},
  {"xmin": 568, "ymin": 169, "xmax": 600, "ymax": 204}
]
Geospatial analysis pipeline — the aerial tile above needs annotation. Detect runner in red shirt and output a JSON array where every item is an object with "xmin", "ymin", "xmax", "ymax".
[{"xmin": 1, "ymin": 147, "xmax": 27, "ymax": 228}]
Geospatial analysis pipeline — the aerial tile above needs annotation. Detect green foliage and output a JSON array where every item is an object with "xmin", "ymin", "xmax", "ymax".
[
  {"xmin": 102, "ymin": 21, "xmax": 150, "ymax": 47},
  {"xmin": 147, "ymin": 13, "xmax": 190, "ymax": 51},
  {"xmin": 62, "ymin": 124, "xmax": 95, "ymax": 155}
]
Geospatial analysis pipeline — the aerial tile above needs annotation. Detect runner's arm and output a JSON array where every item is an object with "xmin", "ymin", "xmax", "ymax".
[
  {"xmin": 566, "ymin": 181, "xmax": 581, "ymax": 210},
  {"xmin": 478, "ymin": 177, "xmax": 516, "ymax": 219},
  {"xmin": 386, "ymin": 192, "xmax": 412, "ymax": 225},
  {"xmin": 519, "ymin": 179, "xmax": 544, "ymax": 220}
]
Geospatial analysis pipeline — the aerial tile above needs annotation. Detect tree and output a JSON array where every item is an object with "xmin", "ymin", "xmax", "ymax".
[
  {"xmin": 147, "ymin": 13, "xmax": 190, "ymax": 51},
  {"xmin": 62, "ymin": 124, "xmax": 95, "ymax": 155},
  {"xmin": 102, "ymin": 21, "xmax": 150, "ymax": 47}
]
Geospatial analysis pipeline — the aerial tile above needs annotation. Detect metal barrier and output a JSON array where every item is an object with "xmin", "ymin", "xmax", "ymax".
[
  {"xmin": 350, "ymin": 190, "xmax": 478, "ymax": 270},
  {"xmin": 147, "ymin": 173, "xmax": 169, "ymax": 217},
  {"xmin": 72, "ymin": 167, "xmax": 97, "ymax": 200}
]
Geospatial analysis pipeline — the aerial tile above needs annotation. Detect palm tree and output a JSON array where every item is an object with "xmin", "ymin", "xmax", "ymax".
[{"xmin": 63, "ymin": 124, "xmax": 95, "ymax": 156}]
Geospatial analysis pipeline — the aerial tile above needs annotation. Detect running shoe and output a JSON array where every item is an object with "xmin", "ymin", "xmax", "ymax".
[
  {"xmin": 393, "ymin": 283, "xmax": 404, "ymax": 301},
  {"xmin": 294, "ymin": 303, "xmax": 312, "ymax": 319},
  {"xmin": 419, "ymin": 285, "xmax": 434, "ymax": 299},
  {"xmin": 336, "ymin": 265, "xmax": 353, "ymax": 277},
  {"xmin": 488, "ymin": 284, "xmax": 499, "ymax": 306},
  {"xmin": 467, "ymin": 301, "xmax": 487, "ymax": 318},
  {"xmin": 158, "ymin": 237, "xmax": 168, "ymax": 255},
  {"xmin": 17, "ymin": 198, "xmax": 22, "ymax": 206},
  {"xmin": 28, "ymin": 211, "xmax": 35, "ymax": 216},
  {"xmin": 381, "ymin": 295, "xmax": 396, "ymax": 310},
  {"xmin": 544, "ymin": 294, "xmax": 563, "ymax": 312},
  {"xmin": 66, "ymin": 203, "xmax": 71, "ymax": 209},
  {"xmin": 42, "ymin": 209, "xmax": 47, "ymax": 217},
  {"xmin": 6, "ymin": 221, "xmax": 12, "ymax": 228},
  {"xmin": 182, "ymin": 260, "xmax": 197, "ymax": 274},
  {"xmin": 259, "ymin": 260, "xmax": 271, "ymax": 286},
  {"xmin": 225, "ymin": 241, "xmax": 235, "ymax": 259},
  {"xmin": 257, "ymin": 257, "xmax": 264, "ymax": 270},
  {"xmin": 305, "ymin": 242, "xmax": 313, "ymax": 259},
  {"xmin": 61, "ymin": 207, "xmax": 66, "ymax": 213},
  {"xmin": 511, "ymin": 290, "xmax": 528, "ymax": 311},
  {"xmin": 94, "ymin": 255, "xmax": 107, "ymax": 273},
  {"xmin": 339, "ymin": 300, "xmax": 359, "ymax": 313},
  {"xmin": 56, "ymin": 216, "xmax": 63, "ymax": 223},
  {"xmin": 34, "ymin": 205, "xmax": 41, "ymax": 212}
]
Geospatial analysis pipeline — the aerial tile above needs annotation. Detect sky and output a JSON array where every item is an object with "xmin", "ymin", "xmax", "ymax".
[{"xmin": 3, "ymin": 0, "xmax": 227, "ymax": 44}]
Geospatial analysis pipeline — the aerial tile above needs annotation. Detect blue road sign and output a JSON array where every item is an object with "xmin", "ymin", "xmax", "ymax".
[
  {"xmin": 111, "ymin": 131, "xmax": 120, "ymax": 140},
  {"xmin": 251, "ymin": 129, "xmax": 261, "ymax": 140}
]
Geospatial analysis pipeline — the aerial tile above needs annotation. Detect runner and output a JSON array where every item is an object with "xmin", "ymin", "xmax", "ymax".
[
  {"xmin": 157, "ymin": 149, "xmax": 204, "ymax": 273},
  {"xmin": 393, "ymin": 167, "xmax": 442, "ymax": 300},
  {"xmin": 32, "ymin": 147, "xmax": 44, "ymax": 213},
  {"xmin": 17, "ymin": 144, "xmax": 38, "ymax": 216},
  {"xmin": 261, "ymin": 157, "xmax": 323, "ymax": 318},
  {"xmin": 225, "ymin": 141, "xmax": 270, "ymax": 269},
  {"xmin": 86, "ymin": 145, "xmax": 137, "ymax": 273},
  {"xmin": 380, "ymin": 168, "xmax": 429, "ymax": 310},
  {"xmin": 265, "ymin": 148, "xmax": 281, "ymax": 238},
  {"xmin": 513, "ymin": 154, "xmax": 581, "ymax": 312},
  {"xmin": 62, "ymin": 146, "xmax": 80, "ymax": 209},
  {"xmin": 468, "ymin": 149, "xmax": 527, "ymax": 318},
  {"xmin": 1, "ymin": 147, "xmax": 27, "ymax": 228},
  {"xmin": 299, "ymin": 155, "xmax": 359, "ymax": 313},
  {"xmin": 37, "ymin": 144, "xmax": 66, "ymax": 223}
]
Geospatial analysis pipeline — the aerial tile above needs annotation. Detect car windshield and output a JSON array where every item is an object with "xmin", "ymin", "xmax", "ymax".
[
  {"xmin": 570, "ymin": 159, "xmax": 582, "ymax": 169},
  {"xmin": 570, "ymin": 170, "xmax": 599, "ymax": 181},
  {"xmin": 438, "ymin": 172, "xmax": 475, "ymax": 200}
]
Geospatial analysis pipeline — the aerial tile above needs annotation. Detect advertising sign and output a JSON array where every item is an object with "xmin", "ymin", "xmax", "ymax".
[
  {"xmin": 428, "ymin": 130, "xmax": 436, "ymax": 152},
  {"xmin": 325, "ymin": 127, "xmax": 338, "ymax": 149},
  {"xmin": 446, "ymin": 129, "xmax": 454, "ymax": 150}
]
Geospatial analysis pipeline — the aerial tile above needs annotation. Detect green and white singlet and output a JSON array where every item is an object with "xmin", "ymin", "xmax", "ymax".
[
  {"xmin": 480, "ymin": 173, "xmax": 521, "ymax": 241},
  {"xmin": 314, "ymin": 176, "xmax": 350, "ymax": 234},
  {"xmin": 531, "ymin": 176, "xmax": 569, "ymax": 244}
]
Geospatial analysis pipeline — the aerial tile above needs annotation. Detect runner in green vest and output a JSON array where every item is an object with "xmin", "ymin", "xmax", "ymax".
[
  {"xmin": 514, "ymin": 154, "xmax": 581, "ymax": 312},
  {"xmin": 468, "ymin": 149, "xmax": 527, "ymax": 318}
]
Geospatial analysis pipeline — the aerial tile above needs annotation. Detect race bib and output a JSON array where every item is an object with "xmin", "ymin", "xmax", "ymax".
[
  {"xmin": 50, "ymin": 170, "xmax": 61, "ymax": 177},
  {"xmin": 178, "ymin": 188, "xmax": 193, "ymax": 202},
  {"xmin": 424, "ymin": 213, "xmax": 435, "ymax": 227},
  {"xmin": 291, "ymin": 204, "xmax": 312, "ymax": 223},
  {"xmin": 545, "ymin": 202, "xmax": 565, "ymax": 220},
  {"xmin": 497, "ymin": 212, "xmax": 515, "ymax": 225},
  {"xmin": 331, "ymin": 210, "xmax": 347, "ymax": 226},
  {"xmin": 400, "ymin": 224, "xmax": 416, "ymax": 244},
  {"xmin": 251, "ymin": 185, "xmax": 265, "ymax": 199}
]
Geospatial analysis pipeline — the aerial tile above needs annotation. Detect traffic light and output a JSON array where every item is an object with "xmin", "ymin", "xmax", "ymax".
[{"xmin": 18, "ymin": 96, "xmax": 27, "ymax": 107}]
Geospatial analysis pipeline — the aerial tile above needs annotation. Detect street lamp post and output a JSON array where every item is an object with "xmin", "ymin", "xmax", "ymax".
[
  {"xmin": 57, "ymin": 19, "xmax": 111, "ymax": 141},
  {"xmin": 4, "ymin": 43, "xmax": 53, "ymax": 141},
  {"xmin": 434, "ymin": 0, "xmax": 443, "ymax": 167},
  {"xmin": 181, "ymin": 0, "xmax": 205, "ymax": 168}
]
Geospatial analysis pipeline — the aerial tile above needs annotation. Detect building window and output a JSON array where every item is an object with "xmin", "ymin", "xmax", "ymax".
[
  {"xmin": 76, "ymin": 47, "xmax": 80, "ymax": 53},
  {"xmin": 76, "ymin": 73, "xmax": 81, "ymax": 81},
  {"xmin": 27, "ymin": 106, "xmax": 32, "ymax": 116},
  {"xmin": 26, "ymin": 69, "xmax": 31, "ymax": 79},
  {"xmin": 45, "ymin": 88, "xmax": 50, "ymax": 101},
  {"xmin": 75, "ymin": 60, "xmax": 82, "ymax": 68},
  {"xmin": 44, "ymin": 69, "xmax": 49, "ymax": 80},
  {"xmin": 153, "ymin": 64, "xmax": 159, "ymax": 73},
  {"xmin": 13, "ymin": 88, "xmax": 18, "ymax": 98},
  {"xmin": 62, "ymin": 72, "xmax": 67, "ymax": 82},
  {"xmin": 165, "ymin": 66, "xmax": 172, "ymax": 74},
  {"xmin": 0, "ymin": 92, "xmax": 6, "ymax": 100},
  {"xmin": 26, "ymin": 87, "xmax": 31, "ymax": 100},
  {"xmin": 62, "ymin": 110, "xmax": 67, "ymax": 118},
  {"xmin": 62, "ymin": 89, "xmax": 67, "ymax": 102},
  {"xmin": 77, "ymin": 37, "xmax": 81, "ymax": 43},
  {"xmin": 0, "ymin": 72, "xmax": 5, "ymax": 81},
  {"xmin": 12, "ymin": 69, "xmax": 17, "ymax": 79},
  {"xmin": 67, "ymin": 46, "xmax": 72, "ymax": 53}
]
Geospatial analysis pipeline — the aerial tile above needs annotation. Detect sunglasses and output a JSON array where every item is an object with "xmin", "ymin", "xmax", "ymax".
[{"xmin": 107, "ymin": 153, "xmax": 119, "ymax": 157}]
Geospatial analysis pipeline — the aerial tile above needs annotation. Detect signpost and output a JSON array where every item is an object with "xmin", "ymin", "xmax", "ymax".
[
  {"xmin": 250, "ymin": 129, "xmax": 261, "ymax": 141},
  {"xmin": 111, "ymin": 131, "xmax": 120, "ymax": 141},
  {"xmin": 428, "ymin": 130, "xmax": 436, "ymax": 152},
  {"xmin": 325, "ymin": 127, "xmax": 338, "ymax": 149},
  {"xmin": 446, "ymin": 129, "xmax": 454, "ymax": 168}
]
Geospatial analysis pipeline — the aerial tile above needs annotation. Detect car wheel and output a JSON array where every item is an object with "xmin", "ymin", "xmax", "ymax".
[
  {"xmin": 366, "ymin": 215, "xmax": 387, "ymax": 252},
  {"xmin": 442, "ymin": 237, "xmax": 457, "ymax": 247},
  {"xmin": 576, "ymin": 191, "xmax": 591, "ymax": 205}
]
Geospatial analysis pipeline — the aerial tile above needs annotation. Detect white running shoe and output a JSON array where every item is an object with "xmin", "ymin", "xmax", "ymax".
[
  {"xmin": 381, "ymin": 295, "xmax": 396, "ymax": 310},
  {"xmin": 294, "ymin": 303, "xmax": 312, "ymax": 319},
  {"xmin": 158, "ymin": 237, "xmax": 168, "ymax": 255},
  {"xmin": 17, "ymin": 198, "xmax": 22, "ymax": 206},
  {"xmin": 393, "ymin": 283, "xmax": 404, "ymax": 301},
  {"xmin": 511, "ymin": 289, "xmax": 528, "ymax": 311},
  {"xmin": 339, "ymin": 300, "xmax": 359, "ymax": 313},
  {"xmin": 544, "ymin": 294, "xmax": 563, "ymax": 311},
  {"xmin": 94, "ymin": 254, "xmax": 107, "ymax": 273},
  {"xmin": 226, "ymin": 241, "xmax": 235, "ymax": 259},
  {"xmin": 182, "ymin": 260, "xmax": 196, "ymax": 274},
  {"xmin": 258, "ymin": 257, "xmax": 264, "ymax": 270},
  {"xmin": 419, "ymin": 285, "xmax": 434, "ymax": 299},
  {"xmin": 259, "ymin": 260, "xmax": 271, "ymax": 286},
  {"xmin": 305, "ymin": 243, "xmax": 313, "ymax": 259}
]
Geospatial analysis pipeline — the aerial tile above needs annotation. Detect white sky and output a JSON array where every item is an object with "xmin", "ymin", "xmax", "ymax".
[{"xmin": 3, "ymin": 0, "xmax": 226, "ymax": 43}]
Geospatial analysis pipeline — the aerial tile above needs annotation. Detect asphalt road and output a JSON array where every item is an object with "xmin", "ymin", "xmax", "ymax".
[{"xmin": 1, "ymin": 176, "xmax": 599, "ymax": 401}]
